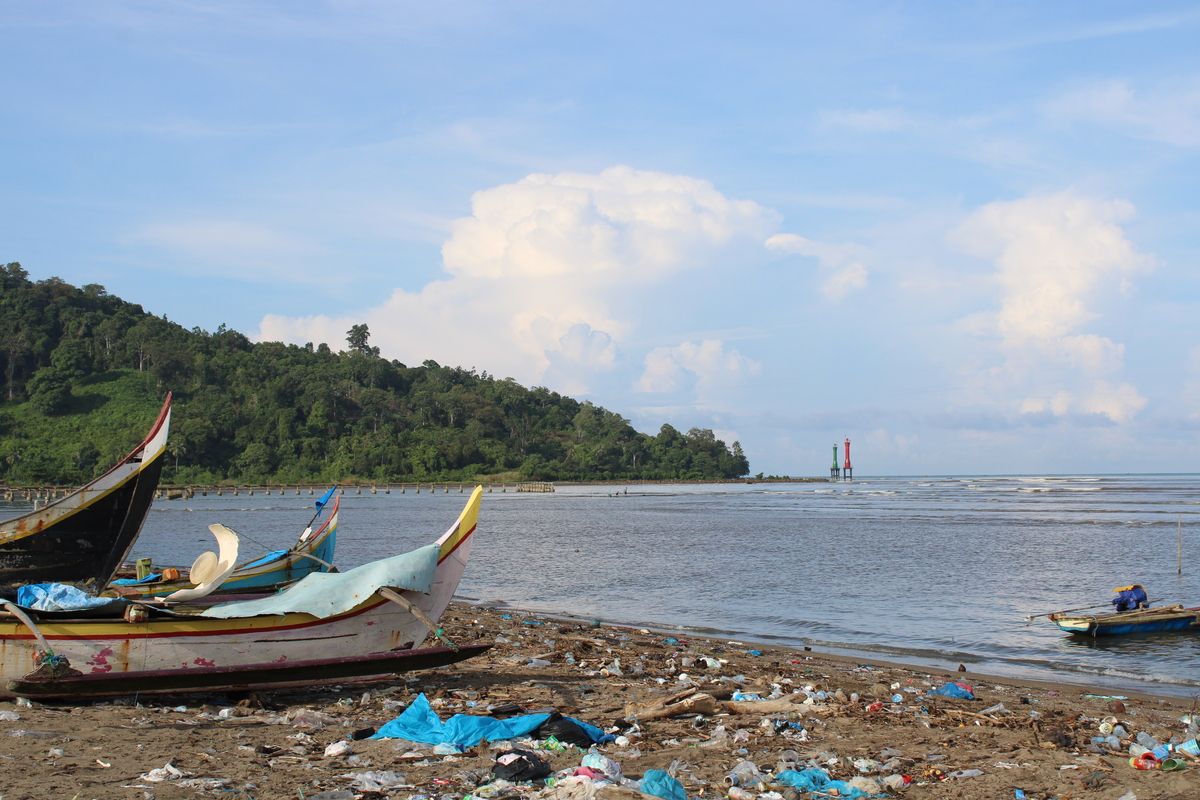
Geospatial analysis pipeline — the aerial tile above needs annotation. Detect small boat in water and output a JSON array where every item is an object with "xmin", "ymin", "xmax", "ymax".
[
  {"xmin": 0, "ymin": 395, "xmax": 171, "ymax": 589},
  {"xmin": 0, "ymin": 486, "xmax": 485, "ymax": 699},
  {"xmin": 109, "ymin": 489, "xmax": 340, "ymax": 599},
  {"xmin": 1050, "ymin": 605, "xmax": 1200, "ymax": 637}
]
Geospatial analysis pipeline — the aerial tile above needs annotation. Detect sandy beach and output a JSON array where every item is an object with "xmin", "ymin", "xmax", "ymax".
[{"xmin": 0, "ymin": 601, "xmax": 1195, "ymax": 800}]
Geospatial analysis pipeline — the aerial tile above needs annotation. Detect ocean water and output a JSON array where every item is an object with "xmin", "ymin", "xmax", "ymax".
[{"xmin": 9, "ymin": 475, "xmax": 1200, "ymax": 696}]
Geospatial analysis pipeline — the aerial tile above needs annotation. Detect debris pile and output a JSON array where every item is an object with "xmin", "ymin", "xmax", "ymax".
[{"xmin": 0, "ymin": 602, "xmax": 1195, "ymax": 799}]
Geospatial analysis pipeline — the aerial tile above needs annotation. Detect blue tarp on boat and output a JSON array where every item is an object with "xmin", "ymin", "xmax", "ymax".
[{"xmin": 16, "ymin": 583, "xmax": 122, "ymax": 613}]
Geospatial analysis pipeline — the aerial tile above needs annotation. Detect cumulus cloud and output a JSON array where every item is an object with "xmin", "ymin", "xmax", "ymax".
[
  {"xmin": 950, "ymin": 191, "xmax": 1151, "ymax": 423},
  {"xmin": 636, "ymin": 339, "xmax": 760, "ymax": 394},
  {"xmin": 765, "ymin": 233, "xmax": 870, "ymax": 300},
  {"xmin": 1045, "ymin": 77, "xmax": 1200, "ymax": 147},
  {"xmin": 258, "ymin": 166, "xmax": 775, "ymax": 391}
]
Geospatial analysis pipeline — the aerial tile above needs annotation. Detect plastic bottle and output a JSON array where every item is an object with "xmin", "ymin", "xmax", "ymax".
[
  {"xmin": 726, "ymin": 760, "xmax": 764, "ymax": 789},
  {"xmin": 1135, "ymin": 731, "xmax": 1160, "ymax": 749},
  {"xmin": 1178, "ymin": 738, "xmax": 1200, "ymax": 757},
  {"xmin": 947, "ymin": 769, "xmax": 983, "ymax": 779},
  {"xmin": 1129, "ymin": 754, "xmax": 1159, "ymax": 770}
]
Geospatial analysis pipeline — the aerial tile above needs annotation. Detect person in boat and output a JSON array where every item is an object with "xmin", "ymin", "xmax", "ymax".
[{"xmin": 1111, "ymin": 583, "xmax": 1149, "ymax": 612}]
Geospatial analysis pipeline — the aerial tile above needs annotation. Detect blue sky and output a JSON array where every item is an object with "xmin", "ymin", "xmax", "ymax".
[{"xmin": 3, "ymin": 2, "xmax": 1199, "ymax": 475}]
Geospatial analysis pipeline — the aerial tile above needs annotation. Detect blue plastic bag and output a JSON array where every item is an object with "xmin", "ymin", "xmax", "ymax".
[
  {"xmin": 640, "ymin": 769, "xmax": 687, "ymax": 800},
  {"xmin": 928, "ymin": 681, "xmax": 975, "ymax": 700},
  {"xmin": 775, "ymin": 768, "xmax": 872, "ymax": 798}
]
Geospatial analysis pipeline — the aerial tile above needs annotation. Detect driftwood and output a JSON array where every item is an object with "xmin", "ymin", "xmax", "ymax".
[
  {"xmin": 624, "ymin": 690, "xmax": 717, "ymax": 721},
  {"xmin": 722, "ymin": 696, "xmax": 836, "ymax": 715}
]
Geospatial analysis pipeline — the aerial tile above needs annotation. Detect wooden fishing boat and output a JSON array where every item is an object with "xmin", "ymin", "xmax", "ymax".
[
  {"xmin": 0, "ymin": 485, "xmax": 484, "ymax": 699},
  {"xmin": 1050, "ymin": 604, "xmax": 1200, "ymax": 637},
  {"xmin": 108, "ymin": 493, "xmax": 340, "ymax": 598},
  {"xmin": 0, "ymin": 394, "xmax": 172, "ymax": 589}
]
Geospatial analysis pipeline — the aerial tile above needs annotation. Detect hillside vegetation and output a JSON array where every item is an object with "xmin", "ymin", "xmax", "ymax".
[{"xmin": 0, "ymin": 263, "xmax": 749, "ymax": 485}]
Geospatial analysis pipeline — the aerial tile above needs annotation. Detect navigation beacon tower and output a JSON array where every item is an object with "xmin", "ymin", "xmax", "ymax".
[
  {"xmin": 842, "ymin": 437, "xmax": 853, "ymax": 480},
  {"xmin": 830, "ymin": 444, "xmax": 841, "ymax": 479}
]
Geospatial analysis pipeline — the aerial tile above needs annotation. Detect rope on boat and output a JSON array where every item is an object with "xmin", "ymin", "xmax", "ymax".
[
  {"xmin": 0, "ymin": 600, "xmax": 54, "ymax": 656},
  {"xmin": 377, "ymin": 587, "xmax": 459, "ymax": 652}
]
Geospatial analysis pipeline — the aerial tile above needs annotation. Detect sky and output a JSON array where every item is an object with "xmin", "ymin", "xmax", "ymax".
[{"xmin": 2, "ymin": 2, "xmax": 1199, "ymax": 476}]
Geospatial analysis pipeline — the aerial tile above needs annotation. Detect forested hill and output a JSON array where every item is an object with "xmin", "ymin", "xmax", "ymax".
[{"xmin": 0, "ymin": 263, "xmax": 749, "ymax": 485}]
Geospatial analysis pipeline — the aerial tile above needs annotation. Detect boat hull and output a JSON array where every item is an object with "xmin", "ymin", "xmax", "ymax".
[
  {"xmin": 9, "ymin": 643, "xmax": 491, "ymax": 699},
  {"xmin": 0, "ymin": 486, "xmax": 479, "ymax": 698},
  {"xmin": 0, "ymin": 395, "xmax": 171, "ymax": 588},
  {"xmin": 1052, "ymin": 606, "xmax": 1200, "ymax": 636}
]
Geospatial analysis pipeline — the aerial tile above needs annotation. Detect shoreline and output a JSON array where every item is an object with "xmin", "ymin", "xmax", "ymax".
[
  {"xmin": 0, "ymin": 600, "xmax": 1195, "ymax": 798},
  {"xmin": 466, "ymin": 598, "xmax": 1200, "ymax": 703}
]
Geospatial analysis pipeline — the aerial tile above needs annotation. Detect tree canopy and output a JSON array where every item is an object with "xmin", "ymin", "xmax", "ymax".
[{"xmin": 0, "ymin": 264, "xmax": 750, "ymax": 485}]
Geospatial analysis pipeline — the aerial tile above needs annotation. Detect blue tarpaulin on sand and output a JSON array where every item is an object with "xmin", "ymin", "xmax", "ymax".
[
  {"xmin": 928, "ymin": 681, "xmax": 976, "ymax": 700},
  {"xmin": 371, "ymin": 693, "xmax": 613, "ymax": 749},
  {"xmin": 640, "ymin": 769, "xmax": 688, "ymax": 800},
  {"xmin": 775, "ymin": 768, "xmax": 874, "ymax": 798}
]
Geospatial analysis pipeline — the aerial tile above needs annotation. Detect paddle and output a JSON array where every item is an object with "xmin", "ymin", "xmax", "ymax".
[{"xmin": 1025, "ymin": 599, "xmax": 1161, "ymax": 623}]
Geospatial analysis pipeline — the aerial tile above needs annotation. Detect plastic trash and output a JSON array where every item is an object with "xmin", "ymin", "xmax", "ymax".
[
  {"xmin": 1179, "ymin": 738, "xmax": 1200, "ymax": 756},
  {"xmin": 1161, "ymin": 757, "xmax": 1187, "ymax": 771},
  {"xmin": 140, "ymin": 763, "xmax": 186, "ymax": 782},
  {"xmin": 1135, "ymin": 731, "xmax": 1160, "ymax": 749},
  {"xmin": 324, "ymin": 740, "xmax": 352, "ymax": 758},
  {"xmin": 1129, "ymin": 754, "xmax": 1159, "ymax": 770},
  {"xmin": 580, "ymin": 750, "xmax": 623, "ymax": 780},
  {"xmin": 528, "ymin": 658, "xmax": 552, "ymax": 668},
  {"xmin": 928, "ymin": 682, "xmax": 975, "ymax": 700},
  {"xmin": 881, "ymin": 774, "xmax": 912, "ymax": 789},
  {"xmin": 288, "ymin": 708, "xmax": 335, "ymax": 729},
  {"xmin": 0, "ymin": 711, "xmax": 18, "ymax": 721},
  {"xmin": 345, "ymin": 771, "xmax": 409, "ymax": 791},
  {"xmin": 981, "ymin": 703, "xmax": 1009, "ymax": 715},
  {"xmin": 728, "ymin": 787, "xmax": 756, "ymax": 800},
  {"xmin": 948, "ymin": 769, "xmax": 983, "ymax": 779},
  {"xmin": 726, "ymin": 759, "xmax": 765, "ymax": 789},
  {"xmin": 493, "ymin": 749, "xmax": 551, "ymax": 781},
  {"xmin": 641, "ymin": 769, "xmax": 687, "ymax": 800}
]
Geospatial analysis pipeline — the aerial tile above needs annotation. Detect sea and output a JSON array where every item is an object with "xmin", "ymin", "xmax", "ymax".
[{"xmin": 7, "ymin": 474, "xmax": 1200, "ymax": 697}]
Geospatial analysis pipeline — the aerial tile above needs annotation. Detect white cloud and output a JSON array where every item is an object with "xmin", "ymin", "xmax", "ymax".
[
  {"xmin": 1046, "ymin": 77, "xmax": 1200, "ymax": 147},
  {"xmin": 765, "ymin": 233, "xmax": 870, "ymax": 300},
  {"xmin": 822, "ymin": 264, "xmax": 868, "ymax": 300},
  {"xmin": 950, "ymin": 191, "xmax": 1152, "ymax": 423},
  {"xmin": 258, "ymin": 166, "xmax": 775, "ymax": 389},
  {"xmin": 636, "ymin": 339, "xmax": 760, "ymax": 394}
]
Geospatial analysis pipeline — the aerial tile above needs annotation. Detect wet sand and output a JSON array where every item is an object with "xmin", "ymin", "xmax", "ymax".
[{"xmin": 0, "ymin": 601, "xmax": 1195, "ymax": 799}]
